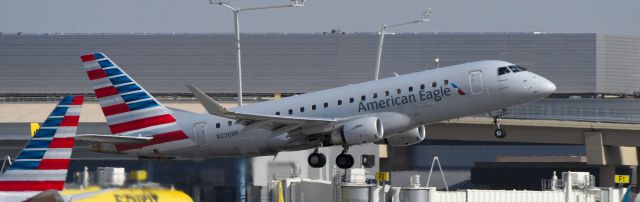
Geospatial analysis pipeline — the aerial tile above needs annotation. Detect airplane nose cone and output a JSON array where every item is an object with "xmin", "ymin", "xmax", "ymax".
[{"xmin": 538, "ymin": 77, "xmax": 556, "ymax": 95}]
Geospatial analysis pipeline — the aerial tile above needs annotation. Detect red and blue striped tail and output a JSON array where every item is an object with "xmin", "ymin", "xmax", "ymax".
[
  {"xmin": 0, "ymin": 96, "xmax": 83, "ymax": 191},
  {"xmin": 80, "ymin": 53, "xmax": 189, "ymax": 152}
]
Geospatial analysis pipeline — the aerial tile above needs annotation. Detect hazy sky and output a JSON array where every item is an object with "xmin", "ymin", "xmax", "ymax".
[{"xmin": 1, "ymin": 0, "xmax": 639, "ymax": 35}]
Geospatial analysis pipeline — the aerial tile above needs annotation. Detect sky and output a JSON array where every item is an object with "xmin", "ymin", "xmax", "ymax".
[{"xmin": 0, "ymin": 0, "xmax": 639, "ymax": 35}]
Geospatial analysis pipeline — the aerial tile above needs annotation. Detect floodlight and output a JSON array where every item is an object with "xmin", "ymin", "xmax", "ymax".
[
  {"xmin": 210, "ymin": 0, "xmax": 231, "ymax": 5},
  {"xmin": 291, "ymin": 0, "xmax": 305, "ymax": 6},
  {"xmin": 209, "ymin": 0, "xmax": 303, "ymax": 105},
  {"xmin": 421, "ymin": 8, "xmax": 434, "ymax": 22}
]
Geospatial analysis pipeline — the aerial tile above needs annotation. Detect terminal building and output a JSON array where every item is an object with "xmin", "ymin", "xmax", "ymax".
[
  {"xmin": 1, "ymin": 32, "xmax": 639, "ymax": 201},
  {"xmin": 1, "ymin": 32, "xmax": 639, "ymax": 95}
]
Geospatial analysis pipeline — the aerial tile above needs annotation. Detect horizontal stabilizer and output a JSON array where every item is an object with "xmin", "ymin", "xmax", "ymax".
[{"xmin": 76, "ymin": 134, "xmax": 153, "ymax": 143}]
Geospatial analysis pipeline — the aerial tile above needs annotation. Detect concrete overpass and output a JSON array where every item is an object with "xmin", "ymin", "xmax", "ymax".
[{"xmin": 429, "ymin": 117, "xmax": 640, "ymax": 186}]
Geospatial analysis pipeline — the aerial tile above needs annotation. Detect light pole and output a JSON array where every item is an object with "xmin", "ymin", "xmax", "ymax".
[
  {"xmin": 374, "ymin": 8, "xmax": 434, "ymax": 80},
  {"xmin": 210, "ymin": 0, "xmax": 304, "ymax": 106}
]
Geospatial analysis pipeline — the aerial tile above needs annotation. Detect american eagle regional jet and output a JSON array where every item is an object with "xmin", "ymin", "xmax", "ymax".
[{"xmin": 78, "ymin": 53, "xmax": 556, "ymax": 169}]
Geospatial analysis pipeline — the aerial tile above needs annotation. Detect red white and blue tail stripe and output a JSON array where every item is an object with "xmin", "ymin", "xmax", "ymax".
[
  {"xmin": 80, "ymin": 53, "xmax": 189, "ymax": 152},
  {"xmin": 0, "ymin": 96, "xmax": 83, "ymax": 191}
]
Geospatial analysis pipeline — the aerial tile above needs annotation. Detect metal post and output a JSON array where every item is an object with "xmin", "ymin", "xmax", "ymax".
[
  {"xmin": 374, "ymin": 24, "xmax": 387, "ymax": 80},
  {"xmin": 372, "ymin": 8, "xmax": 433, "ymax": 81},
  {"xmin": 213, "ymin": 1, "xmax": 303, "ymax": 106},
  {"xmin": 233, "ymin": 10, "xmax": 243, "ymax": 107}
]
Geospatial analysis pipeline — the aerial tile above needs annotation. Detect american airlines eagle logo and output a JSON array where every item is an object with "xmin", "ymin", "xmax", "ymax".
[
  {"xmin": 358, "ymin": 80, "xmax": 461, "ymax": 112},
  {"xmin": 450, "ymin": 82, "xmax": 466, "ymax": 95}
]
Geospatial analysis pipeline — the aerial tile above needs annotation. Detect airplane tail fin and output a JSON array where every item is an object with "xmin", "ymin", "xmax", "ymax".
[
  {"xmin": 80, "ymin": 53, "xmax": 188, "ymax": 151},
  {"xmin": 0, "ymin": 96, "xmax": 83, "ymax": 191}
]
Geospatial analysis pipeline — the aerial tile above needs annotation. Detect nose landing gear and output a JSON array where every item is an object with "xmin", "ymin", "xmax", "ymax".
[
  {"xmin": 492, "ymin": 109, "xmax": 507, "ymax": 138},
  {"xmin": 493, "ymin": 117, "xmax": 506, "ymax": 138},
  {"xmin": 335, "ymin": 146, "xmax": 355, "ymax": 169}
]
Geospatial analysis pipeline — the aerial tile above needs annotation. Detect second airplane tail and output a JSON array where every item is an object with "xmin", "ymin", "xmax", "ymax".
[{"xmin": 0, "ymin": 96, "xmax": 83, "ymax": 191}]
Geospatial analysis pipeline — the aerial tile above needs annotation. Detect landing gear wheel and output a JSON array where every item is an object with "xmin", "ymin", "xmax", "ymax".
[
  {"xmin": 346, "ymin": 154, "xmax": 355, "ymax": 168},
  {"xmin": 336, "ymin": 153, "xmax": 355, "ymax": 169},
  {"xmin": 308, "ymin": 152, "xmax": 327, "ymax": 168},
  {"xmin": 494, "ymin": 128, "xmax": 507, "ymax": 138},
  {"xmin": 492, "ymin": 110, "xmax": 507, "ymax": 139}
]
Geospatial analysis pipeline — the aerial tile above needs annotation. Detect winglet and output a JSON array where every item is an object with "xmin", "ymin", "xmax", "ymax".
[{"xmin": 187, "ymin": 85, "xmax": 233, "ymax": 117}]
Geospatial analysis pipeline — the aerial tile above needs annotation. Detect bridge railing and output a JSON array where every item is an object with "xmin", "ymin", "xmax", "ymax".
[{"xmin": 487, "ymin": 104, "xmax": 640, "ymax": 124}]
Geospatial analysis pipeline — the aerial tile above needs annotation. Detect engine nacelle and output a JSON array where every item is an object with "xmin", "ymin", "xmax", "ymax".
[
  {"xmin": 330, "ymin": 116, "xmax": 384, "ymax": 146},
  {"xmin": 378, "ymin": 125, "xmax": 426, "ymax": 147}
]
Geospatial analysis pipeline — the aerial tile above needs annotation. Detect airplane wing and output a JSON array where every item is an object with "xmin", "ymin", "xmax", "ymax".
[{"xmin": 187, "ymin": 85, "xmax": 343, "ymax": 134}]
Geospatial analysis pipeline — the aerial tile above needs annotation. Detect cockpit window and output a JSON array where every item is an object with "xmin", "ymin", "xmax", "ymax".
[
  {"xmin": 508, "ymin": 65, "xmax": 527, "ymax": 73},
  {"xmin": 498, "ymin": 67, "xmax": 510, "ymax": 75}
]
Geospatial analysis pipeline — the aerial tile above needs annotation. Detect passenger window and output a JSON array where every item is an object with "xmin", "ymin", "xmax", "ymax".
[
  {"xmin": 444, "ymin": 80, "xmax": 449, "ymax": 85},
  {"xmin": 288, "ymin": 109, "xmax": 293, "ymax": 115},
  {"xmin": 432, "ymin": 82, "xmax": 437, "ymax": 87},
  {"xmin": 385, "ymin": 91, "xmax": 390, "ymax": 96},
  {"xmin": 361, "ymin": 95, "xmax": 366, "ymax": 101},
  {"xmin": 408, "ymin": 86, "xmax": 413, "ymax": 92},
  {"xmin": 275, "ymin": 111, "xmax": 280, "ymax": 115},
  {"xmin": 349, "ymin": 98, "xmax": 354, "ymax": 103},
  {"xmin": 373, "ymin": 93, "xmax": 378, "ymax": 98},
  {"xmin": 338, "ymin": 100, "xmax": 342, "ymax": 105},
  {"xmin": 420, "ymin": 84, "xmax": 425, "ymax": 90},
  {"xmin": 324, "ymin": 102, "xmax": 328, "ymax": 108},
  {"xmin": 397, "ymin": 89, "xmax": 401, "ymax": 94},
  {"xmin": 498, "ymin": 67, "xmax": 510, "ymax": 75},
  {"xmin": 216, "ymin": 123, "xmax": 220, "ymax": 128},
  {"xmin": 312, "ymin": 105, "xmax": 316, "ymax": 110},
  {"xmin": 300, "ymin": 107, "xmax": 305, "ymax": 112},
  {"xmin": 228, "ymin": 121, "xmax": 232, "ymax": 126}
]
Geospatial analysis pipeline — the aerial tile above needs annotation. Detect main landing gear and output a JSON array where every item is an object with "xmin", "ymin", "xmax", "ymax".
[
  {"xmin": 492, "ymin": 108, "xmax": 507, "ymax": 138},
  {"xmin": 308, "ymin": 148, "xmax": 327, "ymax": 168},
  {"xmin": 307, "ymin": 146, "xmax": 355, "ymax": 169},
  {"xmin": 335, "ymin": 146, "xmax": 355, "ymax": 169}
]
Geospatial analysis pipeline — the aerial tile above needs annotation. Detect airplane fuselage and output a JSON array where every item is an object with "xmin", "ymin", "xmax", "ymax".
[{"xmin": 114, "ymin": 60, "xmax": 555, "ymax": 157}]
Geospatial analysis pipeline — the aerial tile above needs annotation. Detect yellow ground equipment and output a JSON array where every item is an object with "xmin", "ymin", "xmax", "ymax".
[{"xmin": 62, "ymin": 188, "xmax": 193, "ymax": 202}]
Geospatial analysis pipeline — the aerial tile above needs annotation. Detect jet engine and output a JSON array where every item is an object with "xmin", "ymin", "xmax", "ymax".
[
  {"xmin": 329, "ymin": 116, "xmax": 384, "ymax": 145},
  {"xmin": 378, "ymin": 125, "xmax": 426, "ymax": 147}
]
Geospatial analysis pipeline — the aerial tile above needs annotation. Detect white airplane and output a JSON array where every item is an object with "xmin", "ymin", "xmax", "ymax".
[
  {"xmin": 78, "ymin": 53, "xmax": 555, "ymax": 169},
  {"xmin": 0, "ymin": 96, "xmax": 83, "ymax": 202}
]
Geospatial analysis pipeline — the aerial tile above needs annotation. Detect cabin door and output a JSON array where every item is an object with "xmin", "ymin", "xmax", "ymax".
[
  {"xmin": 194, "ymin": 122, "xmax": 207, "ymax": 147},
  {"xmin": 468, "ymin": 70, "xmax": 484, "ymax": 95}
]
